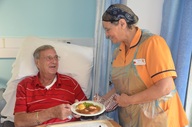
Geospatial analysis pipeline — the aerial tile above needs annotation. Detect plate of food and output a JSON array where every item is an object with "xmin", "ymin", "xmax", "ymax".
[{"xmin": 71, "ymin": 100, "xmax": 106, "ymax": 117}]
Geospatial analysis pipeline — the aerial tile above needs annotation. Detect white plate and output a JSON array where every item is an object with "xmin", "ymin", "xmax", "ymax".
[{"xmin": 71, "ymin": 100, "xmax": 105, "ymax": 117}]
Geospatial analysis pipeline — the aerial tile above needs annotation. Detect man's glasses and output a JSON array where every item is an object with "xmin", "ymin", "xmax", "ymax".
[{"xmin": 42, "ymin": 55, "xmax": 60, "ymax": 62}]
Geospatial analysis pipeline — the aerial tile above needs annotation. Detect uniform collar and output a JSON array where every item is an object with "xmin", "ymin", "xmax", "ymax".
[{"xmin": 119, "ymin": 27, "xmax": 142, "ymax": 50}]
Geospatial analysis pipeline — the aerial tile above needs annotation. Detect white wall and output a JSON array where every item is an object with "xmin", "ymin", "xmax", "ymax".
[{"xmin": 125, "ymin": 0, "xmax": 164, "ymax": 35}]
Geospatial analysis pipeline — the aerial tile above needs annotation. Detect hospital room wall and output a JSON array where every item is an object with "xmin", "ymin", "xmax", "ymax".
[
  {"xmin": 0, "ymin": 0, "xmax": 164, "ymax": 88},
  {"xmin": 126, "ymin": 0, "xmax": 164, "ymax": 35},
  {"xmin": 0, "ymin": 0, "xmax": 96, "ymax": 88}
]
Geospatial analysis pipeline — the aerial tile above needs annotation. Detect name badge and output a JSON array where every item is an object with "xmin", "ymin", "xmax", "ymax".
[{"xmin": 133, "ymin": 59, "xmax": 146, "ymax": 65}]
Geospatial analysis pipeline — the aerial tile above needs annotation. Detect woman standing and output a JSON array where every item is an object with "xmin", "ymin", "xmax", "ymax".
[{"xmin": 100, "ymin": 4, "xmax": 188, "ymax": 127}]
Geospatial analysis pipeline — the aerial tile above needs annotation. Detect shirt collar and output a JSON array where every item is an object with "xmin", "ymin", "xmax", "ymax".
[
  {"xmin": 35, "ymin": 72, "xmax": 61, "ymax": 88},
  {"xmin": 119, "ymin": 27, "xmax": 142, "ymax": 50}
]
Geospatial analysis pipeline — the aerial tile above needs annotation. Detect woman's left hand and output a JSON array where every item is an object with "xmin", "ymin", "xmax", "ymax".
[{"xmin": 114, "ymin": 93, "xmax": 130, "ymax": 107}]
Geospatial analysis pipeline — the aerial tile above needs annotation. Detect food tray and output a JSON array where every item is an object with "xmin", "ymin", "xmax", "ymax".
[{"xmin": 47, "ymin": 120, "xmax": 114, "ymax": 127}]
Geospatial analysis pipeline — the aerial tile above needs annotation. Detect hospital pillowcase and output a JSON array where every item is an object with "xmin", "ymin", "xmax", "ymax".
[{"xmin": 12, "ymin": 36, "xmax": 93, "ymax": 98}]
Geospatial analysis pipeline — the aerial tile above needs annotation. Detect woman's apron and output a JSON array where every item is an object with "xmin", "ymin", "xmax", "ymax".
[{"xmin": 111, "ymin": 32, "xmax": 176, "ymax": 127}]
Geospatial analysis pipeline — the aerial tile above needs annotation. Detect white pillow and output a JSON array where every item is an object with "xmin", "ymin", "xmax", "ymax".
[
  {"xmin": 1, "ymin": 78, "xmax": 22, "ymax": 122},
  {"xmin": 13, "ymin": 37, "xmax": 93, "ymax": 97},
  {"xmin": 1, "ymin": 37, "xmax": 93, "ymax": 122}
]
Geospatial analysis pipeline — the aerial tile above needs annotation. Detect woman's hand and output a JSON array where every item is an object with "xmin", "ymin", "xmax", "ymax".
[
  {"xmin": 93, "ymin": 94, "xmax": 105, "ymax": 103},
  {"xmin": 114, "ymin": 93, "xmax": 130, "ymax": 107},
  {"xmin": 94, "ymin": 93, "xmax": 118, "ymax": 111}
]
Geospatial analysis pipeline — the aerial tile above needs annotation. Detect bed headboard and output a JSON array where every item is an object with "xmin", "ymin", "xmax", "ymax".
[{"xmin": 0, "ymin": 37, "xmax": 94, "ymax": 58}]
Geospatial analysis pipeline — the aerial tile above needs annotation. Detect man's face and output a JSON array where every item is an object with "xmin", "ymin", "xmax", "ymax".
[{"xmin": 36, "ymin": 49, "xmax": 59, "ymax": 76}]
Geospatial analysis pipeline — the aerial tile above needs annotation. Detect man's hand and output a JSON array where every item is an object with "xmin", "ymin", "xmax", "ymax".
[
  {"xmin": 51, "ymin": 104, "xmax": 72, "ymax": 120},
  {"xmin": 72, "ymin": 99, "xmax": 81, "ymax": 118}
]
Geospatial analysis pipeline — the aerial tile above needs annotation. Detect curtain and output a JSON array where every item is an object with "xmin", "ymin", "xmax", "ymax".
[
  {"xmin": 161, "ymin": 0, "xmax": 192, "ymax": 106},
  {"xmin": 93, "ymin": 0, "xmax": 125, "ymax": 122},
  {"xmin": 160, "ymin": 0, "xmax": 192, "ymax": 126}
]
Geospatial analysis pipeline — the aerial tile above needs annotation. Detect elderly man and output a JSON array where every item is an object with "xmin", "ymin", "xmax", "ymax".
[{"xmin": 14, "ymin": 45, "xmax": 87, "ymax": 127}]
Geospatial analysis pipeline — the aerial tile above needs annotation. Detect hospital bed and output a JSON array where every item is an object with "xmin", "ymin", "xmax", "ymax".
[
  {"xmin": 0, "ymin": 37, "xmax": 121, "ymax": 127},
  {"xmin": 0, "ymin": 36, "xmax": 94, "ymax": 123}
]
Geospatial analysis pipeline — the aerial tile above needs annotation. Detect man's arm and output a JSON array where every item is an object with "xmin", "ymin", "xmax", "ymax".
[{"xmin": 14, "ymin": 104, "xmax": 72, "ymax": 127}]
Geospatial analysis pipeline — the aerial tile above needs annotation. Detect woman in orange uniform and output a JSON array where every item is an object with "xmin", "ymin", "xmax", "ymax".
[{"xmin": 100, "ymin": 4, "xmax": 188, "ymax": 127}]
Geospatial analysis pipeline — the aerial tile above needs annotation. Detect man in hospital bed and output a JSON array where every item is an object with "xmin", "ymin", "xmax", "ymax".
[{"xmin": 14, "ymin": 45, "xmax": 87, "ymax": 127}]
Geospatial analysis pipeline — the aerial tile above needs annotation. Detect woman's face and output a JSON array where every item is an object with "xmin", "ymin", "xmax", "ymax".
[{"xmin": 102, "ymin": 21, "xmax": 122, "ymax": 44}]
